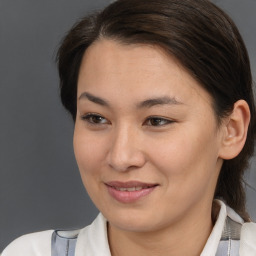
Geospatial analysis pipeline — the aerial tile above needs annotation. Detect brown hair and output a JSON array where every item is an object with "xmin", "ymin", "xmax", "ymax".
[{"xmin": 57, "ymin": 0, "xmax": 256, "ymax": 220}]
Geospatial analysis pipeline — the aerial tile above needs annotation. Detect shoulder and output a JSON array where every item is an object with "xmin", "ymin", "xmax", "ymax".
[
  {"xmin": 225, "ymin": 201, "xmax": 256, "ymax": 255},
  {"xmin": 240, "ymin": 222, "xmax": 256, "ymax": 255},
  {"xmin": 2, "ymin": 230, "xmax": 53, "ymax": 256},
  {"xmin": 213, "ymin": 200, "xmax": 256, "ymax": 255}
]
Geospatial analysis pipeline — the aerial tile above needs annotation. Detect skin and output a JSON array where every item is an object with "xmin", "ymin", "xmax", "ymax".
[{"xmin": 73, "ymin": 39, "xmax": 237, "ymax": 256}]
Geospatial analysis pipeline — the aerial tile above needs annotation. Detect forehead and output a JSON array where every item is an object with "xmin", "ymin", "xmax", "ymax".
[
  {"xmin": 79, "ymin": 40, "xmax": 177, "ymax": 80},
  {"xmin": 77, "ymin": 39, "xmax": 213, "ymax": 109}
]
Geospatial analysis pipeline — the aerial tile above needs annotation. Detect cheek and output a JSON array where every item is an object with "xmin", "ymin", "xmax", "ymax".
[
  {"xmin": 73, "ymin": 128, "xmax": 108, "ymax": 207},
  {"xmin": 147, "ymin": 125, "xmax": 220, "ymax": 185},
  {"xmin": 147, "ymin": 131, "xmax": 220, "ymax": 217},
  {"xmin": 73, "ymin": 127, "xmax": 106, "ymax": 180}
]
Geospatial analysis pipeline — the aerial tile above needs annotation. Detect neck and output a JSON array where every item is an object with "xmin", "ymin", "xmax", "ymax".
[{"xmin": 108, "ymin": 203, "xmax": 214, "ymax": 256}]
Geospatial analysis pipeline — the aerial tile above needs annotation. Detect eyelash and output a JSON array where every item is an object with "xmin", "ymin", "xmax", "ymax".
[
  {"xmin": 80, "ymin": 113, "xmax": 174, "ymax": 127},
  {"xmin": 144, "ymin": 116, "xmax": 174, "ymax": 126},
  {"xmin": 81, "ymin": 113, "xmax": 109, "ymax": 125}
]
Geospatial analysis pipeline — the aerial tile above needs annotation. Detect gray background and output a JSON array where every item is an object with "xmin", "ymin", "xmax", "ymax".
[{"xmin": 0, "ymin": 0, "xmax": 255, "ymax": 251}]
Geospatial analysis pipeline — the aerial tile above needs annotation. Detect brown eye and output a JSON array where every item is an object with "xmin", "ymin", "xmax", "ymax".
[
  {"xmin": 145, "ymin": 117, "xmax": 173, "ymax": 126},
  {"xmin": 81, "ymin": 114, "xmax": 108, "ymax": 124}
]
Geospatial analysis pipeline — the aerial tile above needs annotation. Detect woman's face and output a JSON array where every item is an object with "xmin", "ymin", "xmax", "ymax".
[{"xmin": 74, "ymin": 39, "xmax": 224, "ymax": 232}]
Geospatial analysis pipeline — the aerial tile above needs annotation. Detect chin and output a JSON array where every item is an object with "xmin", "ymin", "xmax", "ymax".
[
  {"xmin": 110, "ymin": 218, "xmax": 154, "ymax": 232},
  {"xmin": 103, "ymin": 208, "xmax": 165, "ymax": 233}
]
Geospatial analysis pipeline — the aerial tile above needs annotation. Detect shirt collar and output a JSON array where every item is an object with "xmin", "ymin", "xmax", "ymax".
[
  {"xmin": 75, "ymin": 212, "xmax": 111, "ymax": 256},
  {"xmin": 200, "ymin": 200, "xmax": 228, "ymax": 256},
  {"xmin": 75, "ymin": 200, "xmax": 241, "ymax": 256}
]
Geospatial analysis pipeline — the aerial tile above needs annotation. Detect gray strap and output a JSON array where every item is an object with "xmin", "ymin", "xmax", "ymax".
[
  {"xmin": 51, "ymin": 230, "xmax": 79, "ymax": 256},
  {"xmin": 216, "ymin": 240, "xmax": 240, "ymax": 256},
  {"xmin": 221, "ymin": 217, "xmax": 242, "ymax": 240},
  {"xmin": 215, "ymin": 217, "xmax": 242, "ymax": 256}
]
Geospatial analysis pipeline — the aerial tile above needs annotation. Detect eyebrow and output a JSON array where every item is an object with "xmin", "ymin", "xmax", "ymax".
[
  {"xmin": 79, "ymin": 92, "xmax": 110, "ymax": 106},
  {"xmin": 137, "ymin": 96, "xmax": 183, "ymax": 108},
  {"xmin": 78, "ymin": 92, "xmax": 183, "ymax": 108}
]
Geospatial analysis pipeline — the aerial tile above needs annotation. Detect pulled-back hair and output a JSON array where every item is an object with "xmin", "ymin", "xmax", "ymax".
[{"xmin": 57, "ymin": 0, "xmax": 256, "ymax": 220}]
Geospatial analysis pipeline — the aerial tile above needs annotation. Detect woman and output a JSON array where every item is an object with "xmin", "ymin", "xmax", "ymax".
[{"xmin": 2, "ymin": 0, "xmax": 256, "ymax": 255}]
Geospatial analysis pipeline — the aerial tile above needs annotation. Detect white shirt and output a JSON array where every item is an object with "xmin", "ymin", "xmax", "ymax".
[{"xmin": 2, "ymin": 200, "xmax": 256, "ymax": 255}]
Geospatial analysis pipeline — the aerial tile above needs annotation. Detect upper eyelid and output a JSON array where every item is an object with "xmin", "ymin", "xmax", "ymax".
[
  {"xmin": 145, "ymin": 116, "xmax": 174, "ymax": 122},
  {"xmin": 81, "ymin": 112, "xmax": 105, "ymax": 118},
  {"xmin": 80, "ymin": 113, "xmax": 174, "ymax": 124},
  {"xmin": 81, "ymin": 114, "xmax": 173, "ymax": 120},
  {"xmin": 81, "ymin": 112, "xmax": 103, "ymax": 117},
  {"xmin": 143, "ymin": 116, "xmax": 175, "ymax": 126},
  {"xmin": 81, "ymin": 113, "xmax": 109, "ymax": 123}
]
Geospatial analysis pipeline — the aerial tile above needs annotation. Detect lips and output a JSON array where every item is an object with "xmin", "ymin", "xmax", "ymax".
[
  {"xmin": 105, "ymin": 181, "xmax": 158, "ymax": 203},
  {"xmin": 115, "ymin": 186, "xmax": 146, "ymax": 191}
]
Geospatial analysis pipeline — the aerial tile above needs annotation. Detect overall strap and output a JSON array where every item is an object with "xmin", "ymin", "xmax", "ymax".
[
  {"xmin": 216, "ymin": 216, "xmax": 242, "ymax": 256},
  {"xmin": 51, "ymin": 229, "xmax": 80, "ymax": 256}
]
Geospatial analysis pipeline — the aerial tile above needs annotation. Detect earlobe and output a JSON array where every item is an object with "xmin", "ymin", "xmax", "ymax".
[{"xmin": 219, "ymin": 100, "xmax": 250, "ymax": 160}]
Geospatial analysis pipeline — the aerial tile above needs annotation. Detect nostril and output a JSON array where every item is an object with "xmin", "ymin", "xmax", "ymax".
[
  {"xmin": 107, "ymin": 151, "xmax": 146, "ymax": 172},
  {"xmin": 106, "ymin": 131, "xmax": 146, "ymax": 171}
]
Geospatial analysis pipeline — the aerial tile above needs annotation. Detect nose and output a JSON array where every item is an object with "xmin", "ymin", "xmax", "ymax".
[{"xmin": 107, "ymin": 125, "xmax": 146, "ymax": 172}]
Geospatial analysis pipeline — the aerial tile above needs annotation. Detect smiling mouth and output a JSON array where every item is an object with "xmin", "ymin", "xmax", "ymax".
[
  {"xmin": 113, "ymin": 186, "xmax": 152, "ymax": 192},
  {"xmin": 105, "ymin": 181, "xmax": 158, "ymax": 203},
  {"xmin": 105, "ymin": 181, "xmax": 158, "ymax": 190}
]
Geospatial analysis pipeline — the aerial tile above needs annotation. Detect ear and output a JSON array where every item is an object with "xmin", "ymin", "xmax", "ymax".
[{"xmin": 218, "ymin": 100, "xmax": 250, "ymax": 160}]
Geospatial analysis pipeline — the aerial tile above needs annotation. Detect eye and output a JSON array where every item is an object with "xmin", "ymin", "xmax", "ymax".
[
  {"xmin": 81, "ymin": 113, "xmax": 109, "ymax": 125},
  {"xmin": 144, "ymin": 116, "xmax": 174, "ymax": 127}
]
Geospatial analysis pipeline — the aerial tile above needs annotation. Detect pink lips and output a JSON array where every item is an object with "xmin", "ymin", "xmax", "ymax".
[{"xmin": 105, "ymin": 181, "xmax": 158, "ymax": 203}]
